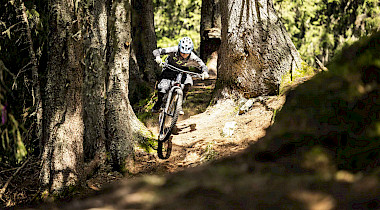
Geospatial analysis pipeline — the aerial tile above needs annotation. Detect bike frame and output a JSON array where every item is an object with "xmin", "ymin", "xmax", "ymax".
[{"xmin": 161, "ymin": 63, "xmax": 201, "ymax": 115}]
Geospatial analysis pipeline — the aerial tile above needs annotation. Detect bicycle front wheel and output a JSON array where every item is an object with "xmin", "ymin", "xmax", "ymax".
[
  {"xmin": 157, "ymin": 136, "xmax": 172, "ymax": 159},
  {"xmin": 158, "ymin": 90, "xmax": 182, "ymax": 142}
]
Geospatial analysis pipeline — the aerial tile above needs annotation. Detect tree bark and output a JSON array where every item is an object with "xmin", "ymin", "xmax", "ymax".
[
  {"xmin": 129, "ymin": 0, "xmax": 158, "ymax": 105},
  {"xmin": 218, "ymin": 0, "xmax": 302, "ymax": 99},
  {"xmin": 200, "ymin": 0, "xmax": 221, "ymax": 73},
  {"xmin": 131, "ymin": 0, "xmax": 158, "ymax": 83},
  {"xmin": 39, "ymin": 0, "xmax": 154, "ymax": 192},
  {"xmin": 83, "ymin": 0, "xmax": 107, "ymax": 163},
  {"xmin": 105, "ymin": 0, "xmax": 154, "ymax": 171},
  {"xmin": 40, "ymin": 0, "xmax": 84, "ymax": 193},
  {"xmin": 106, "ymin": 0, "xmax": 135, "ymax": 170}
]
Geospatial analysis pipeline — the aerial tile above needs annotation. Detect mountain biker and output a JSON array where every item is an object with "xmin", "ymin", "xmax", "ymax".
[{"xmin": 151, "ymin": 37, "xmax": 209, "ymax": 114}]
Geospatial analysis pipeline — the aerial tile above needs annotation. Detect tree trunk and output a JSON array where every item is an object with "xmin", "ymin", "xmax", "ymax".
[
  {"xmin": 83, "ymin": 0, "xmax": 107, "ymax": 164},
  {"xmin": 105, "ymin": 0, "xmax": 154, "ymax": 171},
  {"xmin": 106, "ymin": 0, "xmax": 135, "ymax": 170},
  {"xmin": 132, "ymin": 0, "xmax": 158, "ymax": 83},
  {"xmin": 40, "ymin": 0, "xmax": 84, "ymax": 193},
  {"xmin": 39, "ymin": 0, "xmax": 154, "ymax": 192},
  {"xmin": 200, "ymin": 0, "xmax": 221, "ymax": 75},
  {"xmin": 218, "ymin": 0, "xmax": 302, "ymax": 98},
  {"xmin": 129, "ymin": 0, "xmax": 158, "ymax": 105}
]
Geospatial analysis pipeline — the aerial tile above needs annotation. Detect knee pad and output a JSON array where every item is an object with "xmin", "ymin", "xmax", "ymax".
[{"xmin": 158, "ymin": 79, "xmax": 171, "ymax": 94}]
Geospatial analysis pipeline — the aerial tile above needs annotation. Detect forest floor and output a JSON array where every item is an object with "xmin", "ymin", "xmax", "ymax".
[
  {"xmin": 5, "ymin": 67, "xmax": 378, "ymax": 209},
  {"xmin": 1, "ymin": 68, "xmax": 290, "ymax": 208},
  {"xmin": 129, "ymin": 74, "xmax": 285, "ymax": 176}
]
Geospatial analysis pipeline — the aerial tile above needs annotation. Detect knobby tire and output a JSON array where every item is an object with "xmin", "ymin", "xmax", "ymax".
[
  {"xmin": 157, "ymin": 90, "xmax": 182, "ymax": 159},
  {"xmin": 157, "ymin": 137, "xmax": 172, "ymax": 159}
]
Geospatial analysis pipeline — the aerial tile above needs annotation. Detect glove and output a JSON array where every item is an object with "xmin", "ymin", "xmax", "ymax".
[
  {"xmin": 155, "ymin": 56, "xmax": 162, "ymax": 65},
  {"xmin": 201, "ymin": 71, "xmax": 209, "ymax": 80}
]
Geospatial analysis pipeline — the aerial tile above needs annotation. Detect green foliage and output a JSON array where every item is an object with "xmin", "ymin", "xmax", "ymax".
[
  {"xmin": 279, "ymin": 61, "xmax": 317, "ymax": 96},
  {"xmin": 130, "ymin": 82, "xmax": 154, "ymax": 108},
  {"xmin": 328, "ymin": 32, "xmax": 380, "ymax": 76},
  {"xmin": 154, "ymin": 0, "xmax": 201, "ymax": 52},
  {"xmin": 0, "ymin": 106, "xmax": 27, "ymax": 164},
  {"xmin": 0, "ymin": 59, "xmax": 28, "ymax": 164},
  {"xmin": 202, "ymin": 142, "xmax": 219, "ymax": 162},
  {"xmin": 274, "ymin": 0, "xmax": 380, "ymax": 66},
  {"xmin": 135, "ymin": 90, "xmax": 156, "ymax": 121},
  {"xmin": 138, "ymin": 137, "xmax": 157, "ymax": 154},
  {"xmin": 0, "ymin": 0, "xmax": 47, "ymax": 166}
]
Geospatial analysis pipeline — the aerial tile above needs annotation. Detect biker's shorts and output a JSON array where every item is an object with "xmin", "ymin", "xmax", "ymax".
[{"xmin": 157, "ymin": 74, "xmax": 193, "ymax": 94}]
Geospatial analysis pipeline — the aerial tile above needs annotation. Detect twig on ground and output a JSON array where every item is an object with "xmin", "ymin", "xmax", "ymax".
[
  {"xmin": 315, "ymin": 57, "xmax": 328, "ymax": 71},
  {"xmin": 0, "ymin": 158, "xmax": 30, "ymax": 200},
  {"xmin": 0, "ymin": 168, "xmax": 18, "ymax": 174}
]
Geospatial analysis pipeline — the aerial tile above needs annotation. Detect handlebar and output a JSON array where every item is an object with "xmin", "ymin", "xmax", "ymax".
[{"xmin": 161, "ymin": 62, "xmax": 202, "ymax": 78}]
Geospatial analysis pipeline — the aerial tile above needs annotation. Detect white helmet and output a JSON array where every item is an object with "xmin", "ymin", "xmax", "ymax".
[{"xmin": 178, "ymin": 37, "xmax": 194, "ymax": 54}]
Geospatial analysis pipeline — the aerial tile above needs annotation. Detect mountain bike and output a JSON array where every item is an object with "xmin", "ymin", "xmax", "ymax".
[{"xmin": 157, "ymin": 63, "xmax": 202, "ymax": 159}]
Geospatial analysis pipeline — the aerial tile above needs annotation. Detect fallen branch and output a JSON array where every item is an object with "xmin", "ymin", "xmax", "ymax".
[
  {"xmin": 0, "ymin": 167, "xmax": 18, "ymax": 174},
  {"xmin": 315, "ymin": 57, "xmax": 328, "ymax": 71},
  {"xmin": 12, "ymin": 61, "xmax": 32, "ymax": 90},
  {"xmin": 0, "ymin": 158, "xmax": 30, "ymax": 200},
  {"xmin": 1, "ymin": 22, "xmax": 22, "ymax": 36}
]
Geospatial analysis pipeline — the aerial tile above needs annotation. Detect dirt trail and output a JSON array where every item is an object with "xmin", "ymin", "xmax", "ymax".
[
  {"xmin": 131, "ymin": 71, "xmax": 286, "ymax": 175},
  {"xmin": 1, "ymin": 70, "xmax": 285, "ymax": 208}
]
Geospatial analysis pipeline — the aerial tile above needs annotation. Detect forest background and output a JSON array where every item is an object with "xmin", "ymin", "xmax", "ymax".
[{"xmin": 155, "ymin": 0, "xmax": 379, "ymax": 65}]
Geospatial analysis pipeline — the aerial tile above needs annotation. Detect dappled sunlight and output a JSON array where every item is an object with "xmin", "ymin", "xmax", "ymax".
[
  {"xmin": 48, "ymin": 108, "xmax": 84, "ymax": 191},
  {"xmin": 289, "ymin": 190, "xmax": 336, "ymax": 210},
  {"xmin": 335, "ymin": 171, "xmax": 356, "ymax": 183}
]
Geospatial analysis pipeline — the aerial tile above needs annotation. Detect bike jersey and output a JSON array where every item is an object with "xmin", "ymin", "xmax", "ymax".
[
  {"xmin": 166, "ymin": 52, "xmax": 200, "ymax": 72},
  {"xmin": 153, "ymin": 46, "xmax": 208, "ymax": 73}
]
